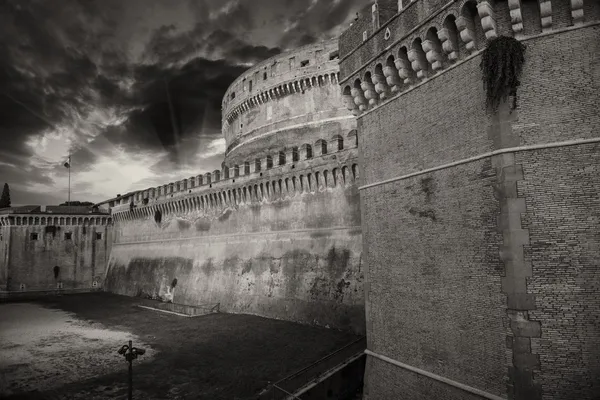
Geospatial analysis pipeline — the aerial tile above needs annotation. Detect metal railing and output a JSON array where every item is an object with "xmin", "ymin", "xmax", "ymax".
[{"xmin": 259, "ymin": 336, "xmax": 366, "ymax": 400}]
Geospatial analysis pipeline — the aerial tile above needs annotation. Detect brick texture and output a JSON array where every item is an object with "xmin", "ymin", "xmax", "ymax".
[
  {"xmin": 362, "ymin": 160, "xmax": 508, "ymax": 398},
  {"xmin": 518, "ymin": 144, "xmax": 600, "ymax": 400},
  {"xmin": 364, "ymin": 356, "xmax": 490, "ymax": 400},
  {"xmin": 344, "ymin": 5, "xmax": 600, "ymax": 398}
]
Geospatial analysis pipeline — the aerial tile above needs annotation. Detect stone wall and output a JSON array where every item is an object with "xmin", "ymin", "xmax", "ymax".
[
  {"xmin": 361, "ymin": 160, "xmax": 507, "ymax": 398},
  {"xmin": 340, "ymin": 0, "xmax": 600, "ymax": 397},
  {"xmin": 0, "ymin": 214, "xmax": 112, "ymax": 291},
  {"xmin": 519, "ymin": 144, "xmax": 600, "ymax": 400},
  {"xmin": 105, "ymin": 151, "xmax": 365, "ymax": 334},
  {"xmin": 0, "ymin": 225, "xmax": 9, "ymax": 287}
]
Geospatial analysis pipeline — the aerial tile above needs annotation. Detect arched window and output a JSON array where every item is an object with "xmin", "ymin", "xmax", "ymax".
[
  {"xmin": 292, "ymin": 147, "xmax": 299, "ymax": 162},
  {"xmin": 244, "ymin": 161, "xmax": 250, "ymax": 175},
  {"xmin": 279, "ymin": 151, "xmax": 286, "ymax": 165},
  {"xmin": 266, "ymin": 155, "xmax": 273, "ymax": 169},
  {"xmin": 316, "ymin": 139, "xmax": 328, "ymax": 156},
  {"xmin": 333, "ymin": 135, "xmax": 344, "ymax": 151},
  {"xmin": 255, "ymin": 159, "xmax": 261, "ymax": 172},
  {"xmin": 306, "ymin": 144, "xmax": 313, "ymax": 159}
]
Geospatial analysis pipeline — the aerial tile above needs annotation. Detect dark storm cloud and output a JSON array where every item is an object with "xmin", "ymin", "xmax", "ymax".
[
  {"xmin": 0, "ymin": 0, "xmax": 366, "ymax": 204},
  {"xmin": 278, "ymin": 0, "xmax": 367, "ymax": 48}
]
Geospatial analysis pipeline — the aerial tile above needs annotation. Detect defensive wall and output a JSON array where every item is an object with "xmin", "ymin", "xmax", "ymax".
[
  {"xmin": 0, "ymin": 206, "xmax": 113, "ymax": 298},
  {"xmin": 100, "ymin": 40, "xmax": 365, "ymax": 334},
  {"xmin": 339, "ymin": 0, "xmax": 599, "ymax": 399},
  {"xmin": 221, "ymin": 39, "xmax": 352, "ymax": 168}
]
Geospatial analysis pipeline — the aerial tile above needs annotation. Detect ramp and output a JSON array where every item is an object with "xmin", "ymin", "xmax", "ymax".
[{"xmin": 258, "ymin": 336, "xmax": 366, "ymax": 400}]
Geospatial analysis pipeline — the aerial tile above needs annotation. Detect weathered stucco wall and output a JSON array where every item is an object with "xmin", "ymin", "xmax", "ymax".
[
  {"xmin": 0, "ymin": 226, "xmax": 9, "ymax": 287},
  {"xmin": 0, "ymin": 215, "xmax": 112, "ymax": 291},
  {"xmin": 105, "ymin": 154, "xmax": 365, "ymax": 334}
]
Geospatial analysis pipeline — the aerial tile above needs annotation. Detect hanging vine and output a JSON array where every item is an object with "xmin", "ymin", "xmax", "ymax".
[{"xmin": 480, "ymin": 36, "xmax": 526, "ymax": 112}]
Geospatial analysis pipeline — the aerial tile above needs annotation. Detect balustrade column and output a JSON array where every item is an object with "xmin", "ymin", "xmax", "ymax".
[
  {"xmin": 407, "ymin": 49, "xmax": 426, "ymax": 80},
  {"xmin": 571, "ymin": 0, "xmax": 584, "ymax": 25},
  {"xmin": 351, "ymin": 86, "xmax": 368, "ymax": 112},
  {"xmin": 372, "ymin": 70, "xmax": 391, "ymax": 99},
  {"xmin": 421, "ymin": 40, "xmax": 444, "ymax": 72},
  {"xmin": 383, "ymin": 64, "xmax": 402, "ymax": 92},
  {"xmin": 456, "ymin": 16, "xmax": 477, "ymax": 53},
  {"xmin": 508, "ymin": 0, "xmax": 524, "ymax": 36},
  {"xmin": 437, "ymin": 28, "xmax": 458, "ymax": 61},
  {"xmin": 361, "ymin": 80, "xmax": 378, "ymax": 107}
]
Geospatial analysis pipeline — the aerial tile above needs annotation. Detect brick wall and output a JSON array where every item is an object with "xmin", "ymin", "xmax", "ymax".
[
  {"xmin": 352, "ymin": 16, "xmax": 600, "ymax": 400},
  {"xmin": 518, "ymin": 144, "xmax": 600, "ymax": 400},
  {"xmin": 364, "ymin": 356, "xmax": 491, "ymax": 400},
  {"xmin": 362, "ymin": 161, "xmax": 507, "ymax": 399},
  {"xmin": 339, "ymin": 0, "xmax": 448, "ymax": 80}
]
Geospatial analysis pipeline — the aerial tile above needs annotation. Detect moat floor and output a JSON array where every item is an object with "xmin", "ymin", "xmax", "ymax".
[{"xmin": 0, "ymin": 292, "xmax": 360, "ymax": 399}]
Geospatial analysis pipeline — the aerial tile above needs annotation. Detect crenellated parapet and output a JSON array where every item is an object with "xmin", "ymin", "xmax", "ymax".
[
  {"xmin": 339, "ymin": 0, "xmax": 600, "ymax": 117},
  {"xmin": 220, "ymin": 39, "xmax": 356, "ymax": 169},
  {"xmin": 0, "ymin": 214, "xmax": 112, "ymax": 227},
  {"xmin": 223, "ymin": 71, "xmax": 341, "ymax": 128},
  {"xmin": 0, "ymin": 207, "xmax": 112, "ymax": 227},
  {"xmin": 111, "ymin": 148, "xmax": 360, "ymax": 223},
  {"xmin": 109, "ymin": 130, "xmax": 359, "ymax": 218}
]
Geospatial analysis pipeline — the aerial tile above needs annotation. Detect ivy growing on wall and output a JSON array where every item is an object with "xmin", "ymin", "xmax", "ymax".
[{"xmin": 480, "ymin": 36, "xmax": 526, "ymax": 112}]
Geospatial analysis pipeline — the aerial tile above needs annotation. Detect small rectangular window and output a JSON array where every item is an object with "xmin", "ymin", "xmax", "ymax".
[
  {"xmin": 30, "ymin": 232, "xmax": 38, "ymax": 240},
  {"xmin": 300, "ymin": 60, "xmax": 309, "ymax": 67},
  {"xmin": 363, "ymin": 31, "xmax": 368, "ymax": 42},
  {"xmin": 95, "ymin": 232, "xmax": 102, "ymax": 240},
  {"xmin": 249, "ymin": 80, "xmax": 253, "ymax": 91},
  {"xmin": 289, "ymin": 57, "xmax": 295, "ymax": 69},
  {"xmin": 64, "ymin": 232, "xmax": 72, "ymax": 240},
  {"xmin": 267, "ymin": 105, "xmax": 273, "ymax": 120}
]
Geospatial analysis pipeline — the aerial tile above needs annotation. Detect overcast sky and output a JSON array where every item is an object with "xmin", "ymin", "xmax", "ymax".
[{"xmin": 0, "ymin": 0, "xmax": 365, "ymax": 206}]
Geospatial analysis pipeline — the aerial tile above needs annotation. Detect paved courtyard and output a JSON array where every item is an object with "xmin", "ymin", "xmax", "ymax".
[{"xmin": 0, "ymin": 293, "xmax": 361, "ymax": 399}]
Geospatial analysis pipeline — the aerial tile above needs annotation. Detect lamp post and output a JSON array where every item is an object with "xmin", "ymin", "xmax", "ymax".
[{"xmin": 117, "ymin": 340, "xmax": 145, "ymax": 400}]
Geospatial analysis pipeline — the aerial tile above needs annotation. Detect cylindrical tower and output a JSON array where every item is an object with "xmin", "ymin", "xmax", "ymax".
[{"xmin": 221, "ymin": 39, "xmax": 354, "ymax": 168}]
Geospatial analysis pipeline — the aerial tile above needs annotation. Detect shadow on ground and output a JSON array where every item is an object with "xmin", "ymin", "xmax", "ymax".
[{"xmin": 1, "ymin": 292, "xmax": 361, "ymax": 400}]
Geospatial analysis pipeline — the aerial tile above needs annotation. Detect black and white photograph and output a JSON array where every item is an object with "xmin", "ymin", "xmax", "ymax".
[{"xmin": 1, "ymin": 0, "xmax": 599, "ymax": 399}]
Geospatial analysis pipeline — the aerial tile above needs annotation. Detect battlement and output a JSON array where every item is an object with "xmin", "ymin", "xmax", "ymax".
[
  {"xmin": 0, "ymin": 205, "xmax": 111, "ymax": 227},
  {"xmin": 338, "ymin": 0, "xmax": 600, "ymax": 117},
  {"xmin": 220, "ymin": 39, "xmax": 356, "ymax": 166},
  {"xmin": 0, "ymin": 213, "xmax": 112, "ymax": 227},
  {"xmin": 222, "ymin": 39, "xmax": 339, "ymax": 120},
  {"xmin": 106, "ymin": 129, "xmax": 358, "ymax": 214},
  {"xmin": 111, "ymin": 140, "xmax": 359, "ymax": 220}
]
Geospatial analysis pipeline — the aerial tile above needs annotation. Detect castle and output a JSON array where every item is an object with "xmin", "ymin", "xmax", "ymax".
[
  {"xmin": 96, "ymin": 38, "xmax": 366, "ymax": 334},
  {"xmin": 1, "ymin": 0, "xmax": 599, "ymax": 398},
  {"xmin": 337, "ymin": 0, "xmax": 599, "ymax": 399}
]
